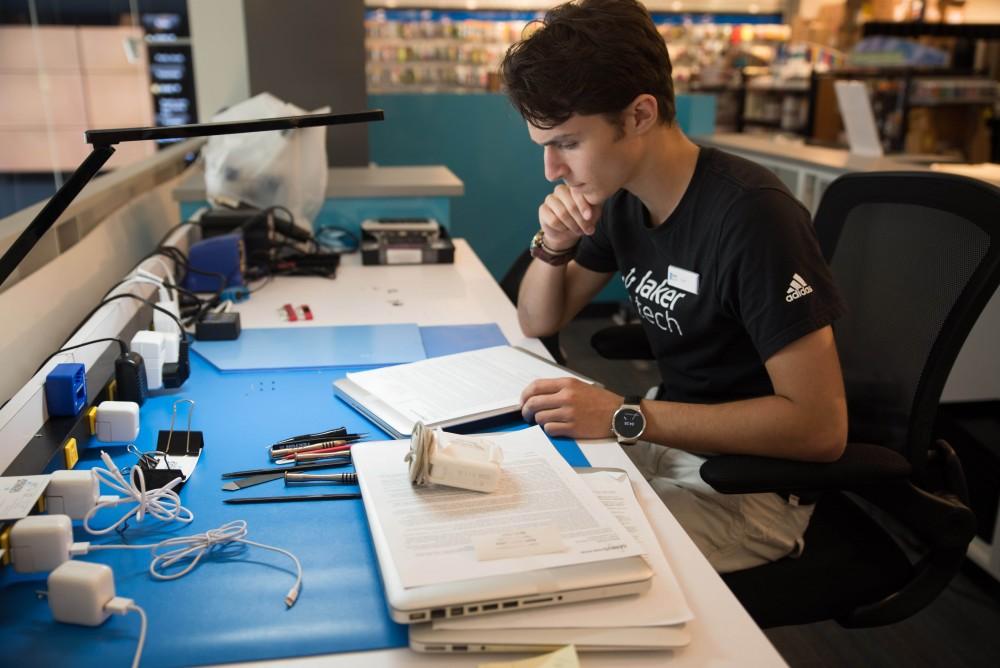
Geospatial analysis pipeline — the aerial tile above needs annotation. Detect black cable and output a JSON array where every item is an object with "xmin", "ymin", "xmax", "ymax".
[
  {"xmin": 246, "ymin": 269, "xmax": 273, "ymax": 294},
  {"xmin": 152, "ymin": 219, "xmax": 199, "ymax": 251},
  {"xmin": 161, "ymin": 245, "xmax": 228, "ymax": 293},
  {"xmin": 76, "ymin": 293, "xmax": 189, "ymax": 344},
  {"xmin": 35, "ymin": 337, "xmax": 128, "ymax": 375}
]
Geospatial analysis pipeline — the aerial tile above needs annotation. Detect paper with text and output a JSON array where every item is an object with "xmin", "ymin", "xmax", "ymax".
[
  {"xmin": 0, "ymin": 475, "xmax": 50, "ymax": 521},
  {"xmin": 436, "ymin": 469, "xmax": 693, "ymax": 629},
  {"xmin": 352, "ymin": 427, "xmax": 643, "ymax": 589},
  {"xmin": 345, "ymin": 345, "xmax": 592, "ymax": 425}
]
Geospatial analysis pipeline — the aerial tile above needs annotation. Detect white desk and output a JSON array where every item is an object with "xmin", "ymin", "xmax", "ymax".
[{"xmin": 223, "ymin": 240, "xmax": 786, "ymax": 668}]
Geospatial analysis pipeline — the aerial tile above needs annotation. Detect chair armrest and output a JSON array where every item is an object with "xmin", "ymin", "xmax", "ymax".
[{"xmin": 699, "ymin": 442, "xmax": 912, "ymax": 495}]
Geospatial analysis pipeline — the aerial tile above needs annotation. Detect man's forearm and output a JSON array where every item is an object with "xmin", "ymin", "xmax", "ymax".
[
  {"xmin": 641, "ymin": 394, "xmax": 847, "ymax": 463},
  {"xmin": 517, "ymin": 259, "xmax": 569, "ymax": 337}
]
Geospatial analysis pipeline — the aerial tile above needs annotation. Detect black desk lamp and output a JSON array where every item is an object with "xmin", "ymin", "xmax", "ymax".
[{"xmin": 0, "ymin": 109, "xmax": 384, "ymax": 288}]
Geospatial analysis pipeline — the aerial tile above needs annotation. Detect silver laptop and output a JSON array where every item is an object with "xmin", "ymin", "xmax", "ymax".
[
  {"xmin": 409, "ymin": 623, "xmax": 690, "ymax": 653},
  {"xmin": 333, "ymin": 376, "xmax": 432, "ymax": 439},
  {"xmin": 360, "ymin": 471, "xmax": 653, "ymax": 625}
]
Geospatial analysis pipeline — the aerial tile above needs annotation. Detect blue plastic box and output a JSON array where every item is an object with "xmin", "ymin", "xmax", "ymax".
[{"xmin": 45, "ymin": 363, "xmax": 87, "ymax": 417}]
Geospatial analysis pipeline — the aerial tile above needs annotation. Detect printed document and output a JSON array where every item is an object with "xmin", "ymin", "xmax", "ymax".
[
  {"xmin": 345, "ymin": 345, "xmax": 592, "ymax": 426},
  {"xmin": 436, "ymin": 469, "xmax": 693, "ymax": 629},
  {"xmin": 352, "ymin": 426, "xmax": 644, "ymax": 589},
  {"xmin": 0, "ymin": 475, "xmax": 50, "ymax": 521}
]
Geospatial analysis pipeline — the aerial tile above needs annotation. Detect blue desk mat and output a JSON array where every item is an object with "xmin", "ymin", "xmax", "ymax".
[
  {"xmin": 0, "ymin": 324, "xmax": 589, "ymax": 668},
  {"xmin": 419, "ymin": 323, "xmax": 507, "ymax": 357},
  {"xmin": 191, "ymin": 323, "xmax": 426, "ymax": 372}
]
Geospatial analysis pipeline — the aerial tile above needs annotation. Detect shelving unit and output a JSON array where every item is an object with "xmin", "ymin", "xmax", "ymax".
[
  {"xmin": 365, "ymin": 9, "xmax": 787, "ymax": 95},
  {"xmin": 690, "ymin": 71, "xmax": 813, "ymax": 137},
  {"xmin": 810, "ymin": 68, "xmax": 998, "ymax": 158}
]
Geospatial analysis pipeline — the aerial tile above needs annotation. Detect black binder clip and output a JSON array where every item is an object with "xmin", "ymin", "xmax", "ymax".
[
  {"xmin": 156, "ymin": 398, "xmax": 204, "ymax": 456},
  {"xmin": 134, "ymin": 399, "xmax": 204, "ymax": 490}
]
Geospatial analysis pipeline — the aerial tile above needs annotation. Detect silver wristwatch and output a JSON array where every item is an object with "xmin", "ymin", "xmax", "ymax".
[{"xmin": 611, "ymin": 395, "xmax": 646, "ymax": 445}]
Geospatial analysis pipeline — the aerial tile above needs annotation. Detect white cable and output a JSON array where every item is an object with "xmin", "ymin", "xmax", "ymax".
[
  {"xmin": 83, "ymin": 451, "xmax": 194, "ymax": 535},
  {"xmin": 117, "ymin": 275, "xmax": 169, "ymax": 304},
  {"xmin": 128, "ymin": 603, "xmax": 147, "ymax": 668},
  {"xmin": 104, "ymin": 597, "xmax": 146, "ymax": 668},
  {"xmin": 86, "ymin": 520, "xmax": 303, "ymax": 608},
  {"xmin": 140, "ymin": 256, "xmax": 175, "ymax": 287}
]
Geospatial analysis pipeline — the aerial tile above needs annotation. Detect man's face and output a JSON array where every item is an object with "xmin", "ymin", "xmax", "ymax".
[{"xmin": 527, "ymin": 113, "xmax": 637, "ymax": 206}]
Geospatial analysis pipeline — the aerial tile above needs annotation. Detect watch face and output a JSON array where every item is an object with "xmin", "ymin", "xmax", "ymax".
[{"xmin": 613, "ymin": 408, "xmax": 645, "ymax": 439}]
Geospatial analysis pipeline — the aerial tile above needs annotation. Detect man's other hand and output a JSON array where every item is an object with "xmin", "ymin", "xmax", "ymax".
[
  {"xmin": 538, "ymin": 184, "xmax": 602, "ymax": 251},
  {"xmin": 520, "ymin": 377, "xmax": 621, "ymax": 439}
]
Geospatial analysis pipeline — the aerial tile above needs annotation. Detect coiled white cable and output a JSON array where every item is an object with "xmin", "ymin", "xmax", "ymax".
[
  {"xmin": 84, "ymin": 451, "xmax": 194, "ymax": 535},
  {"xmin": 86, "ymin": 520, "xmax": 302, "ymax": 608}
]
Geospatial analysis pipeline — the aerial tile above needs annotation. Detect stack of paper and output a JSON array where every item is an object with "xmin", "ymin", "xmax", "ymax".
[
  {"xmin": 413, "ymin": 467, "xmax": 694, "ymax": 652},
  {"xmin": 352, "ymin": 426, "xmax": 693, "ymax": 653}
]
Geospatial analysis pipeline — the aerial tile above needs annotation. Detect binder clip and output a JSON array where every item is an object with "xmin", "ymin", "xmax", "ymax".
[
  {"xmin": 156, "ymin": 399, "xmax": 204, "ymax": 456},
  {"xmin": 134, "ymin": 399, "xmax": 204, "ymax": 490},
  {"xmin": 405, "ymin": 422, "xmax": 503, "ymax": 493},
  {"xmin": 129, "ymin": 448, "xmax": 182, "ymax": 492}
]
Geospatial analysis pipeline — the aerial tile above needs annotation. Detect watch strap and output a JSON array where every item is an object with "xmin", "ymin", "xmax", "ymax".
[{"xmin": 530, "ymin": 230, "xmax": 577, "ymax": 266}]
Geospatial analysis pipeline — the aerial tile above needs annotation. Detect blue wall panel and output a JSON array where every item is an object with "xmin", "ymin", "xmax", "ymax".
[
  {"xmin": 368, "ymin": 92, "xmax": 714, "ymax": 302},
  {"xmin": 369, "ymin": 93, "xmax": 552, "ymax": 288}
]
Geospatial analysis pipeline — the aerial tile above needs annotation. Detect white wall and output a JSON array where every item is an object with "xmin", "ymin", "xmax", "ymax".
[{"xmin": 187, "ymin": 0, "xmax": 250, "ymax": 121}]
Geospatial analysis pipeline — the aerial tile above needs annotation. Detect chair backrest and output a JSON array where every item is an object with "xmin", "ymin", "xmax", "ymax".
[
  {"xmin": 499, "ymin": 248, "xmax": 534, "ymax": 305},
  {"xmin": 814, "ymin": 172, "xmax": 1000, "ymax": 473},
  {"xmin": 499, "ymin": 248, "xmax": 566, "ymax": 365}
]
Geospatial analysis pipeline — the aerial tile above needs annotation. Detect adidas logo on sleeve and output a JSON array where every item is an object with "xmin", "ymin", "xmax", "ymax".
[{"xmin": 786, "ymin": 273, "xmax": 814, "ymax": 302}]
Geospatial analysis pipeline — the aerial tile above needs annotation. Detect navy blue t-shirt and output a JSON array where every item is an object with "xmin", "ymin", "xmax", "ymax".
[{"xmin": 575, "ymin": 147, "xmax": 845, "ymax": 404}]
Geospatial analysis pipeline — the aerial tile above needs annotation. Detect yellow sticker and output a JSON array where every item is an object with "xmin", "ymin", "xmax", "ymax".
[
  {"xmin": 64, "ymin": 438, "xmax": 79, "ymax": 469},
  {"xmin": 0, "ymin": 524, "xmax": 12, "ymax": 566},
  {"xmin": 87, "ymin": 406, "xmax": 98, "ymax": 435}
]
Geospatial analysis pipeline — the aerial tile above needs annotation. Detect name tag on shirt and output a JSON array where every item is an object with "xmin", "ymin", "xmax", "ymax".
[{"xmin": 667, "ymin": 265, "xmax": 699, "ymax": 295}]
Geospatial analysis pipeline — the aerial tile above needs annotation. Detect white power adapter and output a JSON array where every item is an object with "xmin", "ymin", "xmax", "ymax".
[
  {"xmin": 47, "ymin": 560, "xmax": 148, "ymax": 668},
  {"xmin": 47, "ymin": 559, "xmax": 118, "ymax": 626},
  {"xmin": 95, "ymin": 401, "xmax": 140, "ymax": 442},
  {"xmin": 10, "ymin": 515, "xmax": 75, "ymax": 573},
  {"xmin": 130, "ymin": 331, "xmax": 167, "ymax": 390},
  {"xmin": 154, "ymin": 302, "xmax": 181, "ymax": 364},
  {"xmin": 45, "ymin": 470, "xmax": 99, "ymax": 519}
]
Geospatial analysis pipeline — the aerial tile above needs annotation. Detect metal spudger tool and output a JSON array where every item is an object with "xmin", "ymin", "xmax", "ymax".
[
  {"xmin": 222, "ymin": 457, "xmax": 351, "ymax": 479},
  {"xmin": 284, "ymin": 472, "xmax": 359, "ymax": 485},
  {"xmin": 223, "ymin": 493, "xmax": 362, "ymax": 505},
  {"xmin": 220, "ymin": 458, "xmax": 351, "ymax": 492}
]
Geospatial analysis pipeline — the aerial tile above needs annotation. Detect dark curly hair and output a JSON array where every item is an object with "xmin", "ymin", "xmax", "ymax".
[{"xmin": 499, "ymin": 0, "xmax": 676, "ymax": 130}]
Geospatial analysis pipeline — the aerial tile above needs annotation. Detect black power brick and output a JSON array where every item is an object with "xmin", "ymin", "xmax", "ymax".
[{"xmin": 195, "ymin": 312, "xmax": 241, "ymax": 341}]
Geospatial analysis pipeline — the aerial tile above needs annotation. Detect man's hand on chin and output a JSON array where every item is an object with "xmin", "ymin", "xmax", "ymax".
[{"xmin": 520, "ymin": 377, "xmax": 622, "ymax": 439}]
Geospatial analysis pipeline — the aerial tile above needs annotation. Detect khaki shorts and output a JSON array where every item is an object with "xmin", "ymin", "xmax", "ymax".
[{"xmin": 625, "ymin": 442, "xmax": 814, "ymax": 574}]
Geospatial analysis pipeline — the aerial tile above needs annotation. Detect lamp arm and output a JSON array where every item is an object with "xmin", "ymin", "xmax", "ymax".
[{"xmin": 0, "ymin": 144, "xmax": 116, "ymax": 288}]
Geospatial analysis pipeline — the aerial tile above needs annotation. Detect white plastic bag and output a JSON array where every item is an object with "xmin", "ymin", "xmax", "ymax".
[{"xmin": 202, "ymin": 92, "xmax": 328, "ymax": 229}]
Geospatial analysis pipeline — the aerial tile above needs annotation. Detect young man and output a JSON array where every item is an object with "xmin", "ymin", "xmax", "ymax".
[{"xmin": 501, "ymin": 0, "xmax": 848, "ymax": 572}]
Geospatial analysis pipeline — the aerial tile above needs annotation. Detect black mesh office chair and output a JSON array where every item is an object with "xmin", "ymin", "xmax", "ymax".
[
  {"xmin": 592, "ymin": 172, "xmax": 1000, "ymax": 628},
  {"xmin": 500, "ymin": 248, "xmax": 566, "ymax": 365}
]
